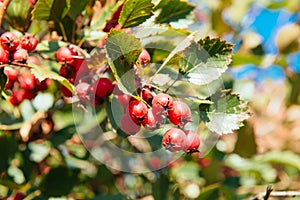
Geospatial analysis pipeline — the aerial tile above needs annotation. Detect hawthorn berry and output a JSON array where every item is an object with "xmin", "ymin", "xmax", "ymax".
[
  {"xmin": 18, "ymin": 73, "xmax": 36, "ymax": 90},
  {"xmin": 75, "ymin": 82, "xmax": 91, "ymax": 102},
  {"xmin": 142, "ymin": 108, "xmax": 162, "ymax": 130},
  {"xmin": 59, "ymin": 65, "xmax": 76, "ymax": 84},
  {"xmin": 56, "ymin": 46, "xmax": 76, "ymax": 64},
  {"xmin": 162, "ymin": 128, "xmax": 187, "ymax": 152},
  {"xmin": 60, "ymin": 85, "xmax": 73, "ymax": 97},
  {"xmin": 138, "ymin": 49, "xmax": 151, "ymax": 66},
  {"xmin": 11, "ymin": 48, "xmax": 28, "ymax": 63},
  {"xmin": 184, "ymin": 130, "xmax": 200, "ymax": 153},
  {"xmin": 137, "ymin": 86, "xmax": 155, "ymax": 103},
  {"xmin": 128, "ymin": 100, "xmax": 148, "ymax": 123},
  {"xmin": 0, "ymin": 48, "xmax": 9, "ymax": 64},
  {"xmin": 115, "ymin": 94, "xmax": 131, "ymax": 109},
  {"xmin": 20, "ymin": 33, "xmax": 38, "ymax": 51},
  {"xmin": 93, "ymin": 77, "xmax": 114, "ymax": 98},
  {"xmin": 8, "ymin": 90, "xmax": 25, "ymax": 106},
  {"xmin": 152, "ymin": 93, "xmax": 174, "ymax": 115},
  {"xmin": 27, "ymin": 56, "xmax": 40, "ymax": 65},
  {"xmin": 168, "ymin": 100, "xmax": 191, "ymax": 127},
  {"xmin": 120, "ymin": 114, "xmax": 141, "ymax": 135},
  {"xmin": 0, "ymin": 32, "xmax": 20, "ymax": 51}
]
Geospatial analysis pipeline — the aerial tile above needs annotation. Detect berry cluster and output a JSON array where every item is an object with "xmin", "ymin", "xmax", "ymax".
[
  {"xmin": 56, "ymin": 46, "xmax": 115, "ymax": 105},
  {"xmin": 4, "ymin": 67, "xmax": 49, "ymax": 106},
  {"xmin": 0, "ymin": 32, "xmax": 38, "ymax": 65}
]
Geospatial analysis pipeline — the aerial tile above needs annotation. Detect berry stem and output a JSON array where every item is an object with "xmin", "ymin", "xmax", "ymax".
[
  {"xmin": 0, "ymin": 0, "xmax": 11, "ymax": 29},
  {"xmin": 58, "ymin": 22, "xmax": 68, "ymax": 42}
]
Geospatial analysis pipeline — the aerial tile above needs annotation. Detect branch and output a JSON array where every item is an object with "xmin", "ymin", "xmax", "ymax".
[
  {"xmin": 0, "ymin": 0, "xmax": 11, "ymax": 29},
  {"xmin": 249, "ymin": 185, "xmax": 300, "ymax": 200}
]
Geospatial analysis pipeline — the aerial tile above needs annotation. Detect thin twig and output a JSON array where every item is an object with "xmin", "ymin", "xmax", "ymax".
[
  {"xmin": 0, "ymin": 0, "xmax": 11, "ymax": 29},
  {"xmin": 248, "ymin": 185, "xmax": 300, "ymax": 200},
  {"xmin": 263, "ymin": 185, "xmax": 273, "ymax": 200}
]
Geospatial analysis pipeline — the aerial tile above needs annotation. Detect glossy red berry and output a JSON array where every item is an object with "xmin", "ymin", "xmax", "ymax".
[
  {"xmin": 27, "ymin": 56, "xmax": 40, "ymax": 65},
  {"xmin": 59, "ymin": 65, "xmax": 76, "ymax": 84},
  {"xmin": 152, "ymin": 93, "xmax": 174, "ymax": 116},
  {"xmin": 75, "ymin": 82, "xmax": 91, "ymax": 102},
  {"xmin": 138, "ymin": 49, "xmax": 151, "ymax": 66},
  {"xmin": 137, "ymin": 86, "xmax": 155, "ymax": 103},
  {"xmin": 11, "ymin": 48, "xmax": 28, "ymax": 63},
  {"xmin": 120, "ymin": 114, "xmax": 141, "ymax": 135},
  {"xmin": 162, "ymin": 128, "xmax": 187, "ymax": 152},
  {"xmin": 128, "ymin": 100, "xmax": 148, "ymax": 123},
  {"xmin": 4, "ymin": 67, "xmax": 18, "ymax": 89},
  {"xmin": 142, "ymin": 108, "xmax": 162, "ymax": 130},
  {"xmin": 0, "ymin": 48, "xmax": 9, "ymax": 64},
  {"xmin": 19, "ymin": 74, "xmax": 36, "ymax": 90},
  {"xmin": 184, "ymin": 130, "xmax": 200, "ymax": 153},
  {"xmin": 93, "ymin": 77, "xmax": 114, "ymax": 98},
  {"xmin": 168, "ymin": 100, "xmax": 191, "ymax": 127},
  {"xmin": 8, "ymin": 90, "xmax": 25, "ymax": 106},
  {"xmin": 20, "ymin": 33, "xmax": 38, "ymax": 51},
  {"xmin": 56, "ymin": 47, "xmax": 76, "ymax": 64},
  {"xmin": 0, "ymin": 32, "xmax": 20, "ymax": 51}
]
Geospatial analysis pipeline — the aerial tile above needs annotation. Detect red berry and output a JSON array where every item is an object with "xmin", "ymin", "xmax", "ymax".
[
  {"xmin": 0, "ymin": 48, "xmax": 9, "ymax": 64},
  {"xmin": 27, "ymin": 56, "xmax": 40, "ymax": 65},
  {"xmin": 128, "ymin": 100, "xmax": 148, "ymax": 123},
  {"xmin": 4, "ymin": 67, "xmax": 18, "ymax": 89},
  {"xmin": 93, "ymin": 77, "xmax": 114, "ymax": 98},
  {"xmin": 168, "ymin": 101, "xmax": 191, "ymax": 127},
  {"xmin": 0, "ymin": 32, "xmax": 20, "ymax": 51},
  {"xmin": 56, "ymin": 47, "xmax": 76, "ymax": 64},
  {"xmin": 8, "ymin": 90, "xmax": 25, "ymax": 106},
  {"xmin": 61, "ymin": 85, "xmax": 73, "ymax": 97},
  {"xmin": 75, "ymin": 82, "xmax": 91, "ymax": 102},
  {"xmin": 142, "ymin": 108, "xmax": 162, "ymax": 130},
  {"xmin": 138, "ymin": 49, "xmax": 151, "ymax": 66},
  {"xmin": 19, "ymin": 74, "xmax": 36, "ymax": 90},
  {"xmin": 115, "ymin": 94, "xmax": 131, "ymax": 109},
  {"xmin": 120, "ymin": 113, "xmax": 141, "ymax": 135},
  {"xmin": 36, "ymin": 79, "xmax": 50, "ymax": 91},
  {"xmin": 59, "ymin": 65, "xmax": 76, "ymax": 84},
  {"xmin": 162, "ymin": 128, "xmax": 187, "ymax": 152},
  {"xmin": 72, "ymin": 58, "xmax": 90, "ymax": 78},
  {"xmin": 137, "ymin": 86, "xmax": 155, "ymax": 103},
  {"xmin": 184, "ymin": 130, "xmax": 200, "ymax": 153},
  {"xmin": 152, "ymin": 93, "xmax": 174, "ymax": 116},
  {"xmin": 20, "ymin": 33, "xmax": 38, "ymax": 51},
  {"xmin": 11, "ymin": 48, "xmax": 28, "ymax": 63}
]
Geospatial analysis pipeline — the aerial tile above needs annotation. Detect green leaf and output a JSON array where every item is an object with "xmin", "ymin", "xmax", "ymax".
[
  {"xmin": 152, "ymin": 175, "xmax": 170, "ymax": 200},
  {"xmin": 0, "ymin": 68, "xmax": 7, "ymax": 94},
  {"xmin": 119, "ymin": 0, "xmax": 154, "ymax": 28},
  {"xmin": 39, "ymin": 166, "xmax": 80, "ymax": 197},
  {"xmin": 68, "ymin": 0, "xmax": 89, "ymax": 20},
  {"xmin": 155, "ymin": 0, "xmax": 194, "ymax": 23},
  {"xmin": 179, "ymin": 38, "xmax": 233, "ymax": 85},
  {"xmin": 29, "ymin": 64, "xmax": 74, "ymax": 94},
  {"xmin": 234, "ymin": 122, "xmax": 257, "ymax": 158},
  {"xmin": 50, "ymin": 125, "xmax": 76, "ymax": 147},
  {"xmin": 0, "ymin": 134, "xmax": 18, "ymax": 173},
  {"xmin": 196, "ymin": 184, "xmax": 220, "ymax": 200},
  {"xmin": 32, "ymin": 0, "xmax": 71, "ymax": 21},
  {"xmin": 105, "ymin": 29, "xmax": 142, "ymax": 94},
  {"xmin": 199, "ymin": 90, "xmax": 249, "ymax": 135}
]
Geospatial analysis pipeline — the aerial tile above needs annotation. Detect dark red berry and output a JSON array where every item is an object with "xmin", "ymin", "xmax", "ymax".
[
  {"xmin": 56, "ymin": 46, "xmax": 76, "ymax": 64},
  {"xmin": 11, "ymin": 48, "xmax": 28, "ymax": 63},
  {"xmin": 168, "ymin": 101, "xmax": 191, "ymax": 127},
  {"xmin": 8, "ymin": 90, "xmax": 25, "ymax": 106},
  {"xmin": 20, "ymin": 33, "xmax": 38, "ymax": 51},
  {"xmin": 61, "ymin": 85, "xmax": 73, "ymax": 97},
  {"xmin": 4, "ymin": 67, "xmax": 18, "ymax": 89},
  {"xmin": 59, "ymin": 65, "xmax": 76, "ymax": 84},
  {"xmin": 162, "ymin": 128, "xmax": 187, "ymax": 152},
  {"xmin": 184, "ymin": 130, "xmax": 200, "ymax": 153},
  {"xmin": 142, "ymin": 109, "xmax": 162, "ymax": 130},
  {"xmin": 120, "ymin": 113, "xmax": 141, "ymax": 135},
  {"xmin": 0, "ymin": 48, "xmax": 9, "ymax": 64},
  {"xmin": 75, "ymin": 82, "xmax": 91, "ymax": 102},
  {"xmin": 152, "ymin": 93, "xmax": 174, "ymax": 116},
  {"xmin": 93, "ymin": 77, "xmax": 114, "ymax": 98},
  {"xmin": 128, "ymin": 100, "xmax": 148, "ymax": 123},
  {"xmin": 0, "ymin": 32, "xmax": 20, "ymax": 51},
  {"xmin": 138, "ymin": 49, "xmax": 151, "ymax": 66}
]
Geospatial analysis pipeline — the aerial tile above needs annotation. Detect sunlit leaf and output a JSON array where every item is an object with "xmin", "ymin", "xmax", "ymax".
[
  {"xmin": 119, "ymin": 0, "xmax": 154, "ymax": 28},
  {"xmin": 32, "ymin": 0, "xmax": 71, "ymax": 21}
]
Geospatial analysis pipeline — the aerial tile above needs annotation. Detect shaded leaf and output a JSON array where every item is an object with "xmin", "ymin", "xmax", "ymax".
[
  {"xmin": 29, "ymin": 63, "xmax": 74, "ymax": 94},
  {"xmin": 119, "ymin": 0, "xmax": 154, "ymax": 28},
  {"xmin": 0, "ymin": 68, "xmax": 7, "ymax": 94},
  {"xmin": 68, "ymin": 0, "xmax": 89, "ymax": 20},
  {"xmin": 155, "ymin": 0, "xmax": 194, "ymax": 23},
  {"xmin": 32, "ymin": 0, "xmax": 70, "ymax": 21},
  {"xmin": 0, "ymin": 134, "xmax": 18, "ymax": 173},
  {"xmin": 105, "ymin": 29, "xmax": 142, "ymax": 94},
  {"xmin": 234, "ymin": 122, "xmax": 257, "ymax": 158},
  {"xmin": 152, "ymin": 174, "xmax": 170, "ymax": 200},
  {"xmin": 196, "ymin": 184, "xmax": 220, "ymax": 200},
  {"xmin": 199, "ymin": 90, "xmax": 249, "ymax": 135},
  {"xmin": 39, "ymin": 166, "xmax": 80, "ymax": 197}
]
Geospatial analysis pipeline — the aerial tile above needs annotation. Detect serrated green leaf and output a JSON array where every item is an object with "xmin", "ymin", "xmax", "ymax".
[
  {"xmin": 119, "ymin": 0, "xmax": 154, "ymax": 28},
  {"xmin": 0, "ymin": 68, "xmax": 7, "ymax": 94},
  {"xmin": 68, "ymin": 0, "xmax": 89, "ymax": 20},
  {"xmin": 105, "ymin": 29, "xmax": 142, "ymax": 94},
  {"xmin": 88, "ymin": 48, "xmax": 107, "ymax": 69},
  {"xmin": 29, "ymin": 64, "xmax": 74, "ymax": 94},
  {"xmin": 155, "ymin": 0, "xmax": 194, "ymax": 23},
  {"xmin": 31, "ymin": 0, "xmax": 70, "ymax": 21},
  {"xmin": 179, "ymin": 38, "xmax": 233, "ymax": 85},
  {"xmin": 199, "ymin": 90, "xmax": 249, "ymax": 135}
]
